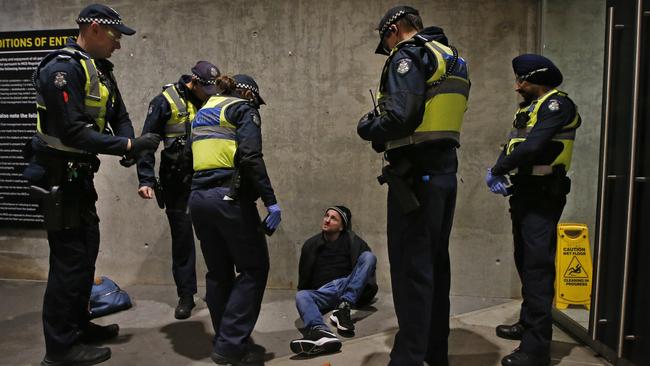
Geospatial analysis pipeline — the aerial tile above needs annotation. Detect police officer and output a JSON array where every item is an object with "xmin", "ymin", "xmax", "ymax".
[
  {"xmin": 22, "ymin": 4, "xmax": 159, "ymax": 366},
  {"xmin": 486, "ymin": 54, "xmax": 579, "ymax": 366},
  {"xmin": 357, "ymin": 6, "xmax": 469, "ymax": 366},
  {"xmin": 188, "ymin": 74, "xmax": 281, "ymax": 365},
  {"xmin": 136, "ymin": 61, "xmax": 220, "ymax": 319}
]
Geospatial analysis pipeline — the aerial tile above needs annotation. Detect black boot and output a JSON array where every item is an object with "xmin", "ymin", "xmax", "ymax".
[
  {"xmin": 501, "ymin": 349, "xmax": 550, "ymax": 366},
  {"xmin": 496, "ymin": 322, "xmax": 525, "ymax": 340},
  {"xmin": 175, "ymin": 296, "xmax": 195, "ymax": 319},
  {"xmin": 41, "ymin": 344, "xmax": 111, "ymax": 366},
  {"xmin": 81, "ymin": 322, "xmax": 120, "ymax": 343}
]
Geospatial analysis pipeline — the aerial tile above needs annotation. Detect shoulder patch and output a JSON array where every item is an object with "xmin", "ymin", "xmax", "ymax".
[
  {"xmin": 547, "ymin": 99, "xmax": 561, "ymax": 111},
  {"xmin": 251, "ymin": 112, "xmax": 261, "ymax": 127},
  {"xmin": 148, "ymin": 104, "xmax": 154, "ymax": 115},
  {"xmin": 396, "ymin": 58, "xmax": 412, "ymax": 75},
  {"xmin": 53, "ymin": 71, "xmax": 67, "ymax": 89}
]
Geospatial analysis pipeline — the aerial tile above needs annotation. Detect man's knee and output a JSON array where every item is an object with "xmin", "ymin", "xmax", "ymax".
[
  {"xmin": 295, "ymin": 290, "xmax": 313, "ymax": 307},
  {"xmin": 358, "ymin": 251, "xmax": 377, "ymax": 267}
]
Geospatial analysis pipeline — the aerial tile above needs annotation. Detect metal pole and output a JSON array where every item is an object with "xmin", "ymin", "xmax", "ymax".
[
  {"xmin": 617, "ymin": 0, "xmax": 644, "ymax": 358},
  {"xmin": 592, "ymin": 5, "xmax": 616, "ymax": 341}
]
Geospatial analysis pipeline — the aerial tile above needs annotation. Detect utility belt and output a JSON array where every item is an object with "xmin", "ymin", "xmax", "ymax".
[
  {"xmin": 28, "ymin": 151, "xmax": 99, "ymax": 231},
  {"xmin": 160, "ymin": 136, "xmax": 190, "ymax": 182},
  {"xmin": 510, "ymin": 169, "xmax": 571, "ymax": 198}
]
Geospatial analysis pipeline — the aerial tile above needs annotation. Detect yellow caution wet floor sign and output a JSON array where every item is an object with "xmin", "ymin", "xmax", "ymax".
[{"xmin": 555, "ymin": 223, "xmax": 592, "ymax": 310}]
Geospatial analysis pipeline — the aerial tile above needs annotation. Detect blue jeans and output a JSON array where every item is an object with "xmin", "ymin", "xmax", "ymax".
[{"xmin": 296, "ymin": 251, "xmax": 377, "ymax": 329}]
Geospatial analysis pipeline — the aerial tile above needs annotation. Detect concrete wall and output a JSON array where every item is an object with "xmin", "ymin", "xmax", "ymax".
[
  {"xmin": 0, "ymin": 0, "xmax": 546, "ymax": 299},
  {"xmin": 541, "ymin": 0, "xmax": 605, "ymax": 242}
]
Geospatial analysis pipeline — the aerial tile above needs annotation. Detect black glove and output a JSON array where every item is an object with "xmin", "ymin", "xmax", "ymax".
[
  {"xmin": 119, "ymin": 156, "xmax": 136, "ymax": 167},
  {"xmin": 130, "ymin": 133, "xmax": 161, "ymax": 157},
  {"xmin": 372, "ymin": 141, "xmax": 386, "ymax": 153}
]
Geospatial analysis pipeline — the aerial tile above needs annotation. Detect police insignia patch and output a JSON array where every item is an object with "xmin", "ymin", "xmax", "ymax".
[
  {"xmin": 209, "ymin": 67, "xmax": 218, "ymax": 77},
  {"xmin": 53, "ymin": 72, "xmax": 67, "ymax": 89},
  {"xmin": 396, "ymin": 58, "xmax": 412, "ymax": 75},
  {"xmin": 148, "ymin": 105, "xmax": 153, "ymax": 115},
  {"xmin": 252, "ymin": 113, "xmax": 261, "ymax": 126},
  {"xmin": 548, "ymin": 99, "xmax": 560, "ymax": 111}
]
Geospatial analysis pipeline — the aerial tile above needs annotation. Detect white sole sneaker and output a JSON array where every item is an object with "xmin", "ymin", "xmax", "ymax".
[
  {"xmin": 289, "ymin": 335, "xmax": 341, "ymax": 355},
  {"xmin": 330, "ymin": 314, "xmax": 354, "ymax": 332}
]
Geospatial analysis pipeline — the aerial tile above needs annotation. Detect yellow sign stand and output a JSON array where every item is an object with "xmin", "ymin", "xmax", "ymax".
[{"xmin": 555, "ymin": 223, "xmax": 592, "ymax": 310}]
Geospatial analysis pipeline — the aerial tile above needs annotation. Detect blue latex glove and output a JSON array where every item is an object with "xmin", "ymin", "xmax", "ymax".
[
  {"xmin": 485, "ymin": 168, "xmax": 509, "ymax": 195},
  {"xmin": 490, "ymin": 181, "xmax": 510, "ymax": 196},
  {"xmin": 265, "ymin": 204, "xmax": 282, "ymax": 230}
]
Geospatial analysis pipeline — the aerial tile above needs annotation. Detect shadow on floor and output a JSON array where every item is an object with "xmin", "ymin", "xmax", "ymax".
[
  {"xmin": 160, "ymin": 320, "xmax": 213, "ymax": 360},
  {"xmin": 366, "ymin": 327, "xmax": 503, "ymax": 366}
]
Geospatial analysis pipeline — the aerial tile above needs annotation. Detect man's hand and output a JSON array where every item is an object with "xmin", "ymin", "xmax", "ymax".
[
  {"xmin": 264, "ymin": 204, "xmax": 282, "ymax": 230},
  {"xmin": 138, "ymin": 186, "xmax": 154, "ymax": 199},
  {"xmin": 485, "ymin": 168, "xmax": 509, "ymax": 196}
]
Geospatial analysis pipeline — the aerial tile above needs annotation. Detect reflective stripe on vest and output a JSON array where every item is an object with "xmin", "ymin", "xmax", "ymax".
[
  {"xmin": 506, "ymin": 89, "xmax": 581, "ymax": 175},
  {"xmin": 383, "ymin": 38, "xmax": 470, "ymax": 151},
  {"xmin": 35, "ymin": 47, "xmax": 110, "ymax": 154},
  {"xmin": 191, "ymin": 95, "xmax": 245, "ymax": 172},
  {"xmin": 162, "ymin": 85, "xmax": 197, "ymax": 138}
]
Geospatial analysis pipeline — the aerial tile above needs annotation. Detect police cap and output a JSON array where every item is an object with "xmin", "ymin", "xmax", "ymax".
[
  {"xmin": 512, "ymin": 54, "xmax": 563, "ymax": 87},
  {"xmin": 375, "ymin": 5, "xmax": 419, "ymax": 55},
  {"xmin": 191, "ymin": 61, "xmax": 221, "ymax": 96},
  {"xmin": 234, "ymin": 74, "xmax": 265, "ymax": 105},
  {"xmin": 76, "ymin": 4, "xmax": 136, "ymax": 35}
]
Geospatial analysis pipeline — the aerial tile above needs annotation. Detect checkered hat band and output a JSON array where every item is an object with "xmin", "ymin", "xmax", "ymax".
[
  {"xmin": 192, "ymin": 73, "xmax": 216, "ymax": 85},
  {"xmin": 380, "ymin": 10, "xmax": 407, "ymax": 37},
  {"xmin": 236, "ymin": 83, "xmax": 259, "ymax": 94},
  {"xmin": 76, "ymin": 17, "xmax": 123, "ymax": 25}
]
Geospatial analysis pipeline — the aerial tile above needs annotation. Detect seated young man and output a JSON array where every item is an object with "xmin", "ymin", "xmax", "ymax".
[{"xmin": 289, "ymin": 206, "xmax": 378, "ymax": 356}]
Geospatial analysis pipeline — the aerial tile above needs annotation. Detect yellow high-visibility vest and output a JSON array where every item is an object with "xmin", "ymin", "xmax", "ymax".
[
  {"xmin": 191, "ymin": 95, "xmax": 245, "ymax": 172},
  {"xmin": 161, "ymin": 84, "xmax": 197, "ymax": 139},
  {"xmin": 380, "ymin": 37, "xmax": 470, "ymax": 150},
  {"xmin": 35, "ymin": 47, "xmax": 111, "ymax": 154},
  {"xmin": 506, "ymin": 89, "xmax": 581, "ymax": 175}
]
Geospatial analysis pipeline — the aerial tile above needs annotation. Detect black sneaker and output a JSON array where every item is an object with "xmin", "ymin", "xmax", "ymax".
[
  {"xmin": 330, "ymin": 301, "xmax": 355, "ymax": 333},
  {"xmin": 80, "ymin": 322, "xmax": 120, "ymax": 343},
  {"xmin": 41, "ymin": 344, "xmax": 111, "ymax": 366},
  {"xmin": 289, "ymin": 327, "xmax": 342, "ymax": 356},
  {"xmin": 175, "ymin": 296, "xmax": 195, "ymax": 320}
]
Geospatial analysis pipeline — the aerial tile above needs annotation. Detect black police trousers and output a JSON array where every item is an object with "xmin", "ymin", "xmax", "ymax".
[
  {"xmin": 509, "ymin": 190, "xmax": 566, "ymax": 356},
  {"xmin": 387, "ymin": 173, "xmax": 457, "ymax": 366},
  {"xmin": 42, "ymin": 182, "xmax": 99, "ymax": 355},
  {"xmin": 162, "ymin": 180, "xmax": 197, "ymax": 298},
  {"xmin": 189, "ymin": 186, "xmax": 269, "ymax": 357}
]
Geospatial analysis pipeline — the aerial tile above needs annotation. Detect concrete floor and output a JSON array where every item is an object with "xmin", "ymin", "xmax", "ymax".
[{"xmin": 0, "ymin": 279, "xmax": 609, "ymax": 366}]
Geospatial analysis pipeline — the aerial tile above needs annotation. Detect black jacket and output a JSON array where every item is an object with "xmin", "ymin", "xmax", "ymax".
[
  {"xmin": 137, "ymin": 75, "xmax": 203, "ymax": 188},
  {"xmin": 297, "ymin": 231, "xmax": 378, "ymax": 306},
  {"xmin": 31, "ymin": 38, "xmax": 134, "ymax": 157},
  {"xmin": 357, "ymin": 26, "xmax": 462, "ymax": 175}
]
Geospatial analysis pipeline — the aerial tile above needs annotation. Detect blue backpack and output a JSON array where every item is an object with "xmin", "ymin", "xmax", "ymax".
[{"xmin": 89, "ymin": 276, "xmax": 132, "ymax": 318}]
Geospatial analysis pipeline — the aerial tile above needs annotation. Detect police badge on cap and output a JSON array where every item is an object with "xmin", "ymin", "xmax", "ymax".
[{"xmin": 191, "ymin": 61, "xmax": 221, "ymax": 96}]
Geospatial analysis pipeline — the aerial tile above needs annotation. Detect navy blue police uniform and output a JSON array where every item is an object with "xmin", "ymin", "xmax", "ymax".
[
  {"xmin": 489, "ymin": 55, "xmax": 580, "ymax": 366},
  {"xmin": 136, "ymin": 75, "xmax": 201, "ymax": 303},
  {"xmin": 188, "ymin": 76, "xmax": 278, "ymax": 363},
  {"xmin": 25, "ymin": 38, "xmax": 136, "ymax": 356},
  {"xmin": 358, "ymin": 7, "xmax": 470, "ymax": 366}
]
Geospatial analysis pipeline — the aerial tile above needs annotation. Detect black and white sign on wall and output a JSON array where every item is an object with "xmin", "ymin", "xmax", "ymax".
[{"xmin": 0, "ymin": 29, "xmax": 76, "ymax": 227}]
